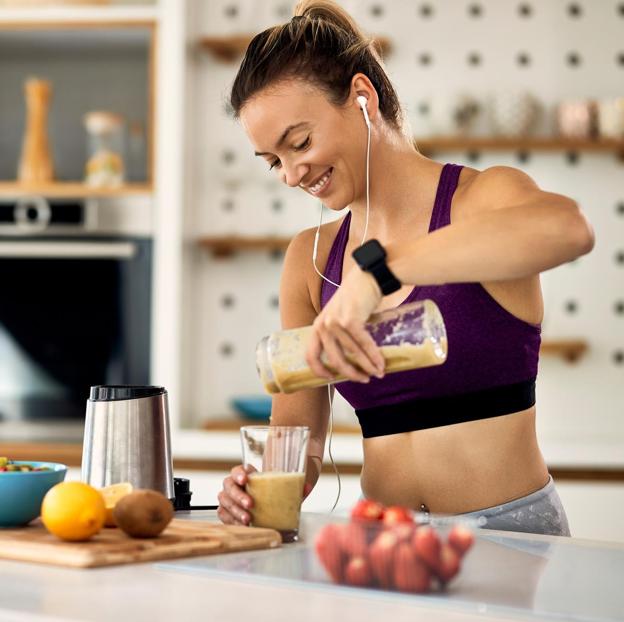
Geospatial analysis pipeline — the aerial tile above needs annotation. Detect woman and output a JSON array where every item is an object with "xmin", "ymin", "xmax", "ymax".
[{"xmin": 217, "ymin": 0, "xmax": 594, "ymax": 536}]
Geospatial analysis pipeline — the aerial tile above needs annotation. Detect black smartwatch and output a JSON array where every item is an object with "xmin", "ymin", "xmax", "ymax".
[{"xmin": 352, "ymin": 239, "xmax": 401, "ymax": 296}]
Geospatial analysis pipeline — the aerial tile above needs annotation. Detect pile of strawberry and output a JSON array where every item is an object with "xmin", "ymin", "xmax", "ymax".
[{"xmin": 315, "ymin": 499, "xmax": 475, "ymax": 593}]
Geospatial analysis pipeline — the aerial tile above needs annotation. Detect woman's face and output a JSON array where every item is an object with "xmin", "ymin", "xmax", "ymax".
[{"xmin": 240, "ymin": 79, "xmax": 368, "ymax": 211}]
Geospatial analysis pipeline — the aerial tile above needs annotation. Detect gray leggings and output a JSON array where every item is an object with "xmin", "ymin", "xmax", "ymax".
[{"xmin": 455, "ymin": 474, "xmax": 571, "ymax": 537}]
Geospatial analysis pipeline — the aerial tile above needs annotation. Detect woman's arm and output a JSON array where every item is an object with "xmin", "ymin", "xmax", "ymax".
[
  {"xmin": 385, "ymin": 166, "xmax": 594, "ymax": 285},
  {"xmin": 305, "ymin": 166, "xmax": 595, "ymax": 381},
  {"xmin": 218, "ymin": 229, "xmax": 331, "ymax": 525}
]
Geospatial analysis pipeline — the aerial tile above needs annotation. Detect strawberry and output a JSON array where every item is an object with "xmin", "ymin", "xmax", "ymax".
[
  {"xmin": 339, "ymin": 522, "xmax": 368, "ymax": 558},
  {"xmin": 315, "ymin": 524, "xmax": 346, "ymax": 583},
  {"xmin": 413, "ymin": 525, "xmax": 442, "ymax": 572},
  {"xmin": 393, "ymin": 542, "xmax": 432, "ymax": 593},
  {"xmin": 382, "ymin": 506, "xmax": 414, "ymax": 527},
  {"xmin": 391, "ymin": 522, "xmax": 416, "ymax": 543},
  {"xmin": 448, "ymin": 524, "xmax": 475, "ymax": 557},
  {"xmin": 344, "ymin": 556, "xmax": 373, "ymax": 587},
  {"xmin": 368, "ymin": 529, "xmax": 399, "ymax": 589},
  {"xmin": 436, "ymin": 542, "xmax": 461, "ymax": 585},
  {"xmin": 350, "ymin": 499, "xmax": 385, "ymax": 522}
]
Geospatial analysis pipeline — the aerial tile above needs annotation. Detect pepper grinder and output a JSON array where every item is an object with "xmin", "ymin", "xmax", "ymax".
[{"xmin": 18, "ymin": 77, "xmax": 54, "ymax": 183}]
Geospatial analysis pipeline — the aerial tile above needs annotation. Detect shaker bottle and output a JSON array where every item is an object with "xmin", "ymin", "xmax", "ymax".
[{"xmin": 256, "ymin": 299, "xmax": 447, "ymax": 394}]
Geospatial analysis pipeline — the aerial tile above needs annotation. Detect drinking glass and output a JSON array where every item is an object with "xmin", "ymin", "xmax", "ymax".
[{"xmin": 240, "ymin": 426, "xmax": 310, "ymax": 542}]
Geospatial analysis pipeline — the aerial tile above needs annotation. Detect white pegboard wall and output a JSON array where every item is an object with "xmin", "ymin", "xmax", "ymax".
[{"xmin": 181, "ymin": 0, "xmax": 624, "ymax": 442}]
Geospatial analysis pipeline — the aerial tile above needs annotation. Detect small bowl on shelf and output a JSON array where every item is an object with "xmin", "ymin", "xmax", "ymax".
[
  {"xmin": 230, "ymin": 395, "xmax": 272, "ymax": 422},
  {"xmin": 0, "ymin": 461, "xmax": 67, "ymax": 527}
]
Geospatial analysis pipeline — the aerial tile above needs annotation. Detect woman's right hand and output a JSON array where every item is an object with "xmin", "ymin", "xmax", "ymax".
[{"xmin": 217, "ymin": 465, "xmax": 255, "ymax": 526}]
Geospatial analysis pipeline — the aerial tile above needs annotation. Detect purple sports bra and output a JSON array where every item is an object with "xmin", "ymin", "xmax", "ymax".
[{"xmin": 320, "ymin": 163, "xmax": 541, "ymax": 437}]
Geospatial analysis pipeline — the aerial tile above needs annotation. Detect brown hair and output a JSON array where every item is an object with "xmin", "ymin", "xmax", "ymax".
[{"xmin": 229, "ymin": 0, "xmax": 404, "ymax": 131}]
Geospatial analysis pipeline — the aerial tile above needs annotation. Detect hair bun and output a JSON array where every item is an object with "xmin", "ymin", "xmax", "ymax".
[{"xmin": 293, "ymin": 0, "xmax": 365, "ymax": 41}]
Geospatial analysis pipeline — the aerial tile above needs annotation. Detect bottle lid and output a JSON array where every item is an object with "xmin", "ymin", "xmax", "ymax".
[
  {"xmin": 84, "ymin": 111, "xmax": 124, "ymax": 134},
  {"xmin": 89, "ymin": 385, "xmax": 166, "ymax": 402}
]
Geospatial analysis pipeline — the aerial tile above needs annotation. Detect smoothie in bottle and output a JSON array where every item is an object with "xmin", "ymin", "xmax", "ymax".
[{"xmin": 256, "ymin": 299, "xmax": 447, "ymax": 394}]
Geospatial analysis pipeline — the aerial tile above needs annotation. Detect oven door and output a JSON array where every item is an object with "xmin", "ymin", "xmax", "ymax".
[{"xmin": 0, "ymin": 236, "xmax": 151, "ymax": 424}]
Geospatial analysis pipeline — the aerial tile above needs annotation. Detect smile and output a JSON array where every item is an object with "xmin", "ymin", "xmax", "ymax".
[{"xmin": 306, "ymin": 168, "xmax": 333, "ymax": 196}]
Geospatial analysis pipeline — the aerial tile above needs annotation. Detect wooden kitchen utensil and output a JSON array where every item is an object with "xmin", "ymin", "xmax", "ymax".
[
  {"xmin": 18, "ymin": 77, "xmax": 54, "ymax": 183},
  {"xmin": 0, "ymin": 518, "xmax": 281, "ymax": 568}
]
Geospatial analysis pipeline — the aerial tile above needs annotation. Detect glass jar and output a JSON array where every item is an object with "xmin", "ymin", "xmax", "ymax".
[
  {"xmin": 83, "ymin": 111, "xmax": 125, "ymax": 187},
  {"xmin": 256, "ymin": 299, "xmax": 447, "ymax": 394}
]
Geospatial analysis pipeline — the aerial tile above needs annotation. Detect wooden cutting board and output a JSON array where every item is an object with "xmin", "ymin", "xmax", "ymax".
[{"xmin": 0, "ymin": 519, "xmax": 281, "ymax": 568}]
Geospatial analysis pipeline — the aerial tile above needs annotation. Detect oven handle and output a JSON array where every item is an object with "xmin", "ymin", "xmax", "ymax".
[{"xmin": 0, "ymin": 241, "xmax": 137, "ymax": 259}]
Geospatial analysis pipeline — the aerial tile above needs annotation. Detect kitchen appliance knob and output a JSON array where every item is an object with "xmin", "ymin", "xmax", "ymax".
[{"xmin": 15, "ymin": 196, "xmax": 51, "ymax": 231}]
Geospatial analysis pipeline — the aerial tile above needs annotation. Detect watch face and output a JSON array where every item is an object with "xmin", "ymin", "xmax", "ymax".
[{"xmin": 354, "ymin": 239, "xmax": 386, "ymax": 268}]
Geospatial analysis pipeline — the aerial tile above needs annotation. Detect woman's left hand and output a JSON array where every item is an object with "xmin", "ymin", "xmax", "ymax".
[{"xmin": 306, "ymin": 267, "xmax": 386, "ymax": 383}]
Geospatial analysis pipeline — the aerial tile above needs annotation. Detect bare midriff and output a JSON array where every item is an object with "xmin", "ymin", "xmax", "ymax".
[{"xmin": 360, "ymin": 406, "xmax": 550, "ymax": 515}]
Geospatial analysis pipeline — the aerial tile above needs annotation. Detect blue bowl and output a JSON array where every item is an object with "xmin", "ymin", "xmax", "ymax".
[
  {"xmin": 231, "ymin": 396, "xmax": 272, "ymax": 422},
  {"xmin": 0, "ymin": 461, "xmax": 68, "ymax": 527}
]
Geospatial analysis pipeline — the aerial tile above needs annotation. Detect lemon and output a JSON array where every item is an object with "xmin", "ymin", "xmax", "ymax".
[
  {"xmin": 99, "ymin": 482, "xmax": 134, "ymax": 527},
  {"xmin": 41, "ymin": 481, "xmax": 106, "ymax": 541}
]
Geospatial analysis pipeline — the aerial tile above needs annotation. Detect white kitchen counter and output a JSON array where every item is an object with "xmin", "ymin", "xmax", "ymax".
[{"xmin": 0, "ymin": 512, "xmax": 623, "ymax": 622}]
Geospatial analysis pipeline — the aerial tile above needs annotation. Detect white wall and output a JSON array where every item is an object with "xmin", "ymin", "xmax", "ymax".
[
  {"xmin": 164, "ymin": 0, "xmax": 624, "ymax": 543},
  {"xmin": 179, "ymin": 0, "xmax": 624, "ymax": 451}
]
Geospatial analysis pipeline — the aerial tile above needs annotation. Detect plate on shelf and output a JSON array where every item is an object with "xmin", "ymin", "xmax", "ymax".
[{"xmin": 230, "ymin": 396, "xmax": 272, "ymax": 422}]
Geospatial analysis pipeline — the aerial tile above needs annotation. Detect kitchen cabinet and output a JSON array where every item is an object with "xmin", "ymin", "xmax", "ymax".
[{"xmin": 0, "ymin": 7, "xmax": 156, "ymax": 197}]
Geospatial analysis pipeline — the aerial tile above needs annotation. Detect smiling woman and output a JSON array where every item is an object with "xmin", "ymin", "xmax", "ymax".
[{"xmin": 216, "ymin": 0, "xmax": 594, "ymax": 537}]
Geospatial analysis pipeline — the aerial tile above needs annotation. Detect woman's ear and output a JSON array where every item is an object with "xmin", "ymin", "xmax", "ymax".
[{"xmin": 350, "ymin": 73, "xmax": 379, "ymax": 121}]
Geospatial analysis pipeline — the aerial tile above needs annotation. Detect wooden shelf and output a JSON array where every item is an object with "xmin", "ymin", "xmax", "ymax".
[
  {"xmin": 199, "ymin": 33, "xmax": 391, "ymax": 63},
  {"xmin": 417, "ymin": 136, "xmax": 624, "ymax": 159},
  {"xmin": 199, "ymin": 235, "xmax": 291, "ymax": 258},
  {"xmin": 540, "ymin": 339, "xmax": 589, "ymax": 363},
  {"xmin": 0, "ymin": 182, "xmax": 152, "ymax": 198},
  {"xmin": 0, "ymin": 6, "xmax": 158, "ymax": 27}
]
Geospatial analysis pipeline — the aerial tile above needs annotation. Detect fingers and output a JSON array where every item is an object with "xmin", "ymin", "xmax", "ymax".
[
  {"xmin": 309, "ymin": 317, "xmax": 385, "ymax": 383},
  {"xmin": 217, "ymin": 469, "xmax": 254, "ymax": 526},
  {"xmin": 322, "ymin": 331, "xmax": 369, "ymax": 383},
  {"xmin": 333, "ymin": 325, "xmax": 385, "ymax": 378},
  {"xmin": 306, "ymin": 328, "xmax": 334, "ymax": 380},
  {"xmin": 303, "ymin": 482, "xmax": 313, "ymax": 499}
]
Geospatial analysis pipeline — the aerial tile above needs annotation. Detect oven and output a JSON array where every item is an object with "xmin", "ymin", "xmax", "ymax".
[{"xmin": 0, "ymin": 197, "xmax": 151, "ymax": 439}]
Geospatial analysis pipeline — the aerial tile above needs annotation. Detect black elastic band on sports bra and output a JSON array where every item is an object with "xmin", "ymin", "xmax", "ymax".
[{"xmin": 355, "ymin": 378, "xmax": 536, "ymax": 438}]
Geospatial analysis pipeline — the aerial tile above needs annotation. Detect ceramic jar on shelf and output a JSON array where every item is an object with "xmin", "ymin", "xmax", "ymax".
[{"xmin": 83, "ymin": 111, "xmax": 125, "ymax": 187}]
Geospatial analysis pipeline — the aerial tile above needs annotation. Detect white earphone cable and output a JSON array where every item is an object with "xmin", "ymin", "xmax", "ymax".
[
  {"xmin": 312, "ymin": 208, "xmax": 340, "ymax": 288},
  {"xmin": 311, "ymin": 97, "xmax": 371, "ymax": 514},
  {"xmin": 312, "ymin": 102, "xmax": 371, "ymax": 286},
  {"xmin": 361, "ymin": 108, "xmax": 371, "ymax": 245},
  {"xmin": 326, "ymin": 385, "xmax": 341, "ymax": 513}
]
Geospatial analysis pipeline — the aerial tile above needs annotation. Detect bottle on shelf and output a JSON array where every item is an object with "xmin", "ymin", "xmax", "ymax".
[{"xmin": 83, "ymin": 111, "xmax": 125, "ymax": 187}]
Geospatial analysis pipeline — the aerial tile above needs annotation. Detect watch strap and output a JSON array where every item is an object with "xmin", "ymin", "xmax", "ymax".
[{"xmin": 368, "ymin": 259, "xmax": 401, "ymax": 295}]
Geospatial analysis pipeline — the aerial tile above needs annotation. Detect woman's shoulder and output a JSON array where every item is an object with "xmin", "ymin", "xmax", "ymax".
[
  {"xmin": 284, "ymin": 214, "xmax": 346, "ymax": 269},
  {"xmin": 455, "ymin": 164, "xmax": 542, "ymax": 218},
  {"xmin": 281, "ymin": 214, "xmax": 347, "ymax": 313}
]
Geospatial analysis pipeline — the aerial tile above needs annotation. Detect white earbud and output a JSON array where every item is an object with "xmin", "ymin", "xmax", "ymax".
[{"xmin": 356, "ymin": 95, "xmax": 371, "ymax": 129}]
